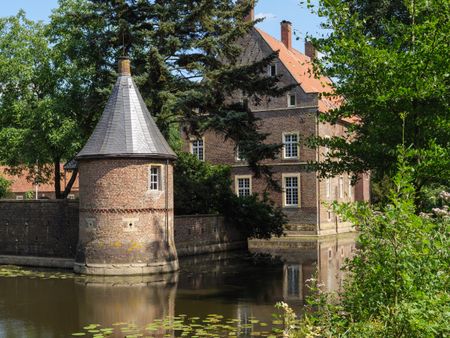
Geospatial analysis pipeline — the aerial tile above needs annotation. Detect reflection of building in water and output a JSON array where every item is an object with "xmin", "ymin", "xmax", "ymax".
[
  {"xmin": 75, "ymin": 273, "xmax": 178, "ymax": 337},
  {"xmin": 250, "ymin": 233, "xmax": 357, "ymax": 302}
]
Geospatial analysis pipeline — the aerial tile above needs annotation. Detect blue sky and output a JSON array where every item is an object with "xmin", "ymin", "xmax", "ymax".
[{"xmin": 0, "ymin": 0, "xmax": 327, "ymax": 53}]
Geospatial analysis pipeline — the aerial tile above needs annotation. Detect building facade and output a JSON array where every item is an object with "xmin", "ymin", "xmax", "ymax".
[{"xmin": 183, "ymin": 17, "xmax": 370, "ymax": 235}]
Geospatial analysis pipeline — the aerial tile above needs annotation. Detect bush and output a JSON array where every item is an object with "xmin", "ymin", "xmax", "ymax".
[
  {"xmin": 173, "ymin": 152, "xmax": 232, "ymax": 215},
  {"xmin": 223, "ymin": 193, "xmax": 286, "ymax": 239},
  {"xmin": 291, "ymin": 154, "xmax": 449, "ymax": 337},
  {"xmin": 173, "ymin": 152, "xmax": 286, "ymax": 239},
  {"xmin": 0, "ymin": 175, "xmax": 11, "ymax": 198}
]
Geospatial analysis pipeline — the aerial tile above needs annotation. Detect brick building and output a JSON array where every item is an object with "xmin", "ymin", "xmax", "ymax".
[
  {"xmin": 74, "ymin": 57, "xmax": 179, "ymax": 275},
  {"xmin": 0, "ymin": 165, "xmax": 79, "ymax": 200},
  {"xmin": 182, "ymin": 15, "xmax": 370, "ymax": 235}
]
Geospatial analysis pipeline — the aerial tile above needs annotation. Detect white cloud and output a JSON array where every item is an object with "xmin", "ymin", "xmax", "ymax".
[{"xmin": 255, "ymin": 12, "xmax": 277, "ymax": 21}]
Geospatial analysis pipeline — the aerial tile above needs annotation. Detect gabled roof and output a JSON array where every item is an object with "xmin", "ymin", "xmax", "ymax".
[
  {"xmin": 76, "ymin": 73, "xmax": 176, "ymax": 160},
  {"xmin": 255, "ymin": 28, "xmax": 344, "ymax": 115}
]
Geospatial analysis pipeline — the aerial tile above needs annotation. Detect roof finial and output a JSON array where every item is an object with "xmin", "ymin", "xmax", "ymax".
[{"xmin": 118, "ymin": 56, "xmax": 131, "ymax": 76}]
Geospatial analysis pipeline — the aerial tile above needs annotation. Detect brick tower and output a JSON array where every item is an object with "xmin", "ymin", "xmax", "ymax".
[{"xmin": 74, "ymin": 57, "xmax": 178, "ymax": 275}]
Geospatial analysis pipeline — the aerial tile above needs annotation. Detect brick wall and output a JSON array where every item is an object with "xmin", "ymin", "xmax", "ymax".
[
  {"xmin": 0, "ymin": 200, "xmax": 79, "ymax": 258},
  {"xmin": 174, "ymin": 215, "xmax": 246, "ymax": 256},
  {"xmin": 0, "ymin": 201, "xmax": 245, "ymax": 260}
]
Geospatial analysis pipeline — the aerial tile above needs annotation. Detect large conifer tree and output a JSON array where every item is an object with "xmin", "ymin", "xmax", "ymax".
[{"xmin": 50, "ymin": 0, "xmax": 288, "ymax": 175}]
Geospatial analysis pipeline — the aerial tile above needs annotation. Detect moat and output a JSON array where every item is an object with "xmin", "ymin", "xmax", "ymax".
[{"xmin": 0, "ymin": 234, "xmax": 356, "ymax": 337}]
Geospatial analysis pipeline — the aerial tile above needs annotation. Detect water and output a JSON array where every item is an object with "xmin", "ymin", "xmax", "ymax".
[{"xmin": 0, "ymin": 234, "xmax": 356, "ymax": 337}]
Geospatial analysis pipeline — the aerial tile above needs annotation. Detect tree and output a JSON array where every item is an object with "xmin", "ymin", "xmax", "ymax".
[
  {"xmin": 291, "ymin": 153, "xmax": 449, "ymax": 337},
  {"xmin": 174, "ymin": 152, "xmax": 286, "ymax": 239},
  {"xmin": 49, "ymin": 0, "xmax": 288, "ymax": 178},
  {"xmin": 307, "ymin": 0, "xmax": 450, "ymax": 197},
  {"xmin": 0, "ymin": 12, "xmax": 81, "ymax": 198}
]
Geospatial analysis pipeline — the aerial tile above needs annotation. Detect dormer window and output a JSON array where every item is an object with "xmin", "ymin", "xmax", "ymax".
[
  {"xmin": 268, "ymin": 64, "xmax": 277, "ymax": 76},
  {"xmin": 288, "ymin": 94, "xmax": 296, "ymax": 107}
]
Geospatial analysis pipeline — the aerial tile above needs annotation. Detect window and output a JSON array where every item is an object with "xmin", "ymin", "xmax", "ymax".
[
  {"xmin": 283, "ymin": 133, "xmax": 299, "ymax": 159},
  {"xmin": 283, "ymin": 174, "xmax": 300, "ymax": 207},
  {"xmin": 235, "ymin": 176, "xmax": 251, "ymax": 197},
  {"xmin": 149, "ymin": 166, "xmax": 161, "ymax": 191},
  {"xmin": 339, "ymin": 176, "xmax": 344, "ymax": 198},
  {"xmin": 191, "ymin": 139, "xmax": 204, "ymax": 161},
  {"xmin": 288, "ymin": 94, "xmax": 296, "ymax": 107},
  {"xmin": 348, "ymin": 176, "xmax": 353, "ymax": 199},
  {"xmin": 268, "ymin": 64, "xmax": 277, "ymax": 76},
  {"xmin": 236, "ymin": 146, "xmax": 245, "ymax": 161},
  {"xmin": 326, "ymin": 178, "xmax": 331, "ymax": 198}
]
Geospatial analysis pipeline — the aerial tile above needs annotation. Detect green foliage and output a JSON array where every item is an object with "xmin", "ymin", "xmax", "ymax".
[
  {"xmin": 223, "ymin": 193, "xmax": 286, "ymax": 239},
  {"xmin": 0, "ymin": 12, "xmax": 82, "ymax": 198},
  {"xmin": 0, "ymin": 176, "xmax": 11, "ymax": 198},
  {"xmin": 49, "ymin": 0, "xmax": 288, "ymax": 175},
  {"xmin": 23, "ymin": 191, "xmax": 34, "ymax": 200},
  {"xmin": 307, "ymin": 0, "xmax": 450, "ymax": 195},
  {"xmin": 174, "ymin": 152, "xmax": 231, "ymax": 215},
  {"xmin": 174, "ymin": 152, "xmax": 286, "ymax": 239},
  {"xmin": 290, "ymin": 153, "xmax": 450, "ymax": 337}
]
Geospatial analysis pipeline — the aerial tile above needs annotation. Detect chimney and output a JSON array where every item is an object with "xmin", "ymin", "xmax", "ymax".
[
  {"xmin": 118, "ymin": 56, "xmax": 131, "ymax": 76},
  {"xmin": 305, "ymin": 40, "xmax": 318, "ymax": 61},
  {"xmin": 244, "ymin": 0, "xmax": 254, "ymax": 22},
  {"xmin": 281, "ymin": 20, "xmax": 292, "ymax": 50}
]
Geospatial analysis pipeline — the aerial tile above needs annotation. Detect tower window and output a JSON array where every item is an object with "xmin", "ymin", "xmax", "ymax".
[
  {"xmin": 149, "ymin": 166, "xmax": 161, "ymax": 191},
  {"xmin": 191, "ymin": 139, "xmax": 204, "ymax": 161}
]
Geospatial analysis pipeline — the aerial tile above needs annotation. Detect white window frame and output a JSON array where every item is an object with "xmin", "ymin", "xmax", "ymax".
[
  {"xmin": 326, "ymin": 178, "xmax": 331, "ymax": 198},
  {"xmin": 235, "ymin": 175, "xmax": 252, "ymax": 197},
  {"xmin": 148, "ymin": 165, "xmax": 163, "ymax": 191},
  {"xmin": 235, "ymin": 145, "xmax": 245, "ymax": 162},
  {"xmin": 287, "ymin": 94, "xmax": 296, "ymax": 107},
  {"xmin": 190, "ymin": 137, "xmax": 205, "ymax": 161},
  {"xmin": 283, "ymin": 132, "xmax": 299, "ymax": 159},
  {"xmin": 268, "ymin": 63, "xmax": 277, "ymax": 76},
  {"xmin": 339, "ymin": 176, "xmax": 344, "ymax": 198},
  {"xmin": 348, "ymin": 175, "xmax": 353, "ymax": 199},
  {"xmin": 282, "ymin": 173, "xmax": 301, "ymax": 208}
]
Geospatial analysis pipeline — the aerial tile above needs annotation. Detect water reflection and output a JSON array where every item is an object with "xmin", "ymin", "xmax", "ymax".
[
  {"xmin": 75, "ymin": 274, "xmax": 178, "ymax": 335},
  {"xmin": 249, "ymin": 233, "xmax": 357, "ymax": 302},
  {"xmin": 0, "ymin": 234, "xmax": 356, "ymax": 337}
]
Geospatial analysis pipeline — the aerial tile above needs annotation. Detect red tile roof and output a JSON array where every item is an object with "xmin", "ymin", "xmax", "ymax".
[{"xmin": 256, "ymin": 28, "xmax": 357, "ymax": 123}]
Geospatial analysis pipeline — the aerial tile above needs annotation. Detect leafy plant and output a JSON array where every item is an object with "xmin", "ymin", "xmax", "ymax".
[
  {"xmin": 291, "ymin": 152, "xmax": 450, "ymax": 337},
  {"xmin": 174, "ymin": 152, "xmax": 286, "ymax": 239},
  {"xmin": 0, "ymin": 175, "xmax": 11, "ymax": 198}
]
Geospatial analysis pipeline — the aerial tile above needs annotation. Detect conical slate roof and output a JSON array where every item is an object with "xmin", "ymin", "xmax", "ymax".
[{"xmin": 76, "ymin": 59, "xmax": 176, "ymax": 160}]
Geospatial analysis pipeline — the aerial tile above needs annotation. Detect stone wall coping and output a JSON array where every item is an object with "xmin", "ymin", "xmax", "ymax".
[
  {"xmin": 174, "ymin": 214, "xmax": 222, "ymax": 219},
  {"xmin": 0, "ymin": 199, "xmax": 78, "ymax": 204}
]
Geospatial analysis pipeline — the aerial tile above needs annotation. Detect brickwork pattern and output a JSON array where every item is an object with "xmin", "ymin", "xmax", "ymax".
[
  {"xmin": 76, "ymin": 158, "xmax": 177, "ymax": 270},
  {"xmin": 0, "ymin": 200, "xmax": 78, "ymax": 258},
  {"xmin": 0, "ymin": 200, "xmax": 243, "ymax": 260}
]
